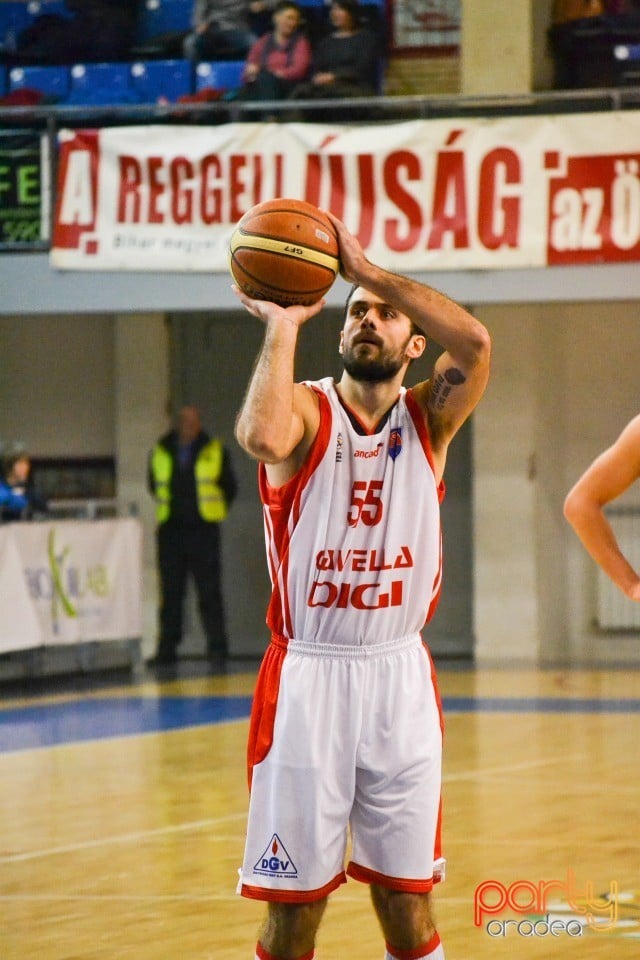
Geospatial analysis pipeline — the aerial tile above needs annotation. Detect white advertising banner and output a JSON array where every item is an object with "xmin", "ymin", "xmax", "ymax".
[
  {"xmin": 0, "ymin": 518, "xmax": 142, "ymax": 653},
  {"xmin": 50, "ymin": 114, "xmax": 640, "ymax": 273}
]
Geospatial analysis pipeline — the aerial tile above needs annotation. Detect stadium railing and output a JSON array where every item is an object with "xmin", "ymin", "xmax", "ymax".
[{"xmin": 1, "ymin": 83, "xmax": 640, "ymax": 253}]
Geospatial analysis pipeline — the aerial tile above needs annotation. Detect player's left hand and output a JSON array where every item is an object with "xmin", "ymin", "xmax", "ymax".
[{"xmin": 323, "ymin": 211, "xmax": 369, "ymax": 285}]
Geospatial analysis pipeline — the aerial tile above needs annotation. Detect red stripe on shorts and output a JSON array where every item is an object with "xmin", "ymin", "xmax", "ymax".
[
  {"xmin": 242, "ymin": 869, "xmax": 346, "ymax": 903},
  {"xmin": 246, "ymin": 638, "xmax": 287, "ymax": 789},
  {"xmin": 346, "ymin": 861, "xmax": 436, "ymax": 893}
]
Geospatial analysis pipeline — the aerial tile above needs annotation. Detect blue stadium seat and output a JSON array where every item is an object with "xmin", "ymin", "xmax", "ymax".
[
  {"xmin": 130, "ymin": 58, "xmax": 192, "ymax": 103},
  {"xmin": 0, "ymin": 1, "xmax": 36, "ymax": 50},
  {"xmin": 195, "ymin": 60, "xmax": 245, "ymax": 93},
  {"xmin": 8, "ymin": 64, "xmax": 70, "ymax": 101},
  {"xmin": 64, "ymin": 62, "xmax": 142, "ymax": 106},
  {"xmin": 614, "ymin": 44, "xmax": 640, "ymax": 85},
  {"xmin": 28, "ymin": 0, "xmax": 73, "ymax": 18},
  {"xmin": 135, "ymin": 0, "xmax": 191, "ymax": 44}
]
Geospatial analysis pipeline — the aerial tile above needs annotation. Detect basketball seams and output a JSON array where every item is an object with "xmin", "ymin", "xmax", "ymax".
[
  {"xmin": 236, "ymin": 224, "xmax": 337, "ymax": 257},
  {"xmin": 230, "ymin": 232, "xmax": 339, "ymax": 272},
  {"xmin": 240, "ymin": 202, "xmax": 336, "ymax": 237},
  {"xmin": 230, "ymin": 259, "xmax": 334, "ymax": 301}
]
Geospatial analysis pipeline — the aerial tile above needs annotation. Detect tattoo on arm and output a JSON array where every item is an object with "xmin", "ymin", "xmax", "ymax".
[{"xmin": 429, "ymin": 367, "xmax": 467, "ymax": 411}]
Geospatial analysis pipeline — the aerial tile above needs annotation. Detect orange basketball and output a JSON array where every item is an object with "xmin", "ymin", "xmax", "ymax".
[{"xmin": 229, "ymin": 198, "xmax": 340, "ymax": 307}]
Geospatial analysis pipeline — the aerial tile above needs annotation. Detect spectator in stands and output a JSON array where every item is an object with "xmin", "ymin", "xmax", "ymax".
[
  {"xmin": 556, "ymin": 0, "xmax": 640, "ymax": 16},
  {"xmin": 289, "ymin": 0, "xmax": 381, "ymax": 100},
  {"xmin": 549, "ymin": 0, "xmax": 640, "ymax": 88},
  {"xmin": 0, "ymin": 451, "xmax": 47, "ymax": 522},
  {"xmin": 551, "ymin": 1, "xmax": 640, "ymax": 19},
  {"xmin": 183, "ymin": 0, "xmax": 274, "ymax": 62},
  {"xmin": 236, "ymin": 1, "xmax": 311, "ymax": 102},
  {"xmin": 11, "ymin": 0, "xmax": 141, "ymax": 67}
]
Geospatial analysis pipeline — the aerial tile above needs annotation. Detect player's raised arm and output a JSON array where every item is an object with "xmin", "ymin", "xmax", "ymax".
[
  {"xmin": 326, "ymin": 211, "xmax": 491, "ymax": 456},
  {"xmin": 564, "ymin": 414, "xmax": 640, "ymax": 601},
  {"xmin": 233, "ymin": 287, "xmax": 324, "ymax": 474}
]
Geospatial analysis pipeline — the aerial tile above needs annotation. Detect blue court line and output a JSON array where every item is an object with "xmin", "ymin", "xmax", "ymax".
[
  {"xmin": 0, "ymin": 696, "xmax": 253, "ymax": 754},
  {"xmin": 444, "ymin": 696, "xmax": 640, "ymax": 714},
  {"xmin": 0, "ymin": 695, "xmax": 639, "ymax": 754}
]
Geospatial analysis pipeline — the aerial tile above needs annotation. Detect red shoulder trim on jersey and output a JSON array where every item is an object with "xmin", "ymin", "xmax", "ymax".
[
  {"xmin": 405, "ymin": 389, "xmax": 445, "ymax": 504},
  {"xmin": 258, "ymin": 386, "xmax": 332, "ymax": 506},
  {"xmin": 258, "ymin": 387, "xmax": 332, "ymax": 637}
]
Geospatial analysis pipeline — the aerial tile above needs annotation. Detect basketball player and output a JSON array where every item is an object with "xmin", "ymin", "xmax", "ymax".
[
  {"xmin": 233, "ymin": 212, "xmax": 491, "ymax": 960},
  {"xmin": 564, "ymin": 413, "xmax": 640, "ymax": 601}
]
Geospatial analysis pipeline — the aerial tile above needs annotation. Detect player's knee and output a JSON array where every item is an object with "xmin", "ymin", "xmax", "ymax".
[
  {"xmin": 263, "ymin": 897, "xmax": 328, "ymax": 950},
  {"xmin": 271, "ymin": 897, "xmax": 327, "ymax": 927},
  {"xmin": 370, "ymin": 886, "xmax": 436, "ymax": 945}
]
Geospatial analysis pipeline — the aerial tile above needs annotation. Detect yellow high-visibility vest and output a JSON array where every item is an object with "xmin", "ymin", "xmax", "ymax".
[{"xmin": 150, "ymin": 439, "xmax": 228, "ymax": 523}]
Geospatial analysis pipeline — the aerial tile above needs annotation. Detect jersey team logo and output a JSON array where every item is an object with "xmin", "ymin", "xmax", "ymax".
[
  {"xmin": 389, "ymin": 427, "xmax": 403, "ymax": 460},
  {"xmin": 253, "ymin": 833, "xmax": 298, "ymax": 878}
]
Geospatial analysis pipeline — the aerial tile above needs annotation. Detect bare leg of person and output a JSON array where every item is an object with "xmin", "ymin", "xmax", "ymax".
[
  {"xmin": 256, "ymin": 898, "xmax": 328, "ymax": 959},
  {"xmin": 370, "ymin": 886, "xmax": 445, "ymax": 959}
]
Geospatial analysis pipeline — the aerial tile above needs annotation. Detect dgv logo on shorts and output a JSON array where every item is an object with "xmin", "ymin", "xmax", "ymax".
[{"xmin": 253, "ymin": 834, "xmax": 298, "ymax": 878}]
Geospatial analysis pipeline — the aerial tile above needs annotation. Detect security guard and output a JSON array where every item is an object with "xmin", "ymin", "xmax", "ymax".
[{"xmin": 148, "ymin": 405, "xmax": 237, "ymax": 666}]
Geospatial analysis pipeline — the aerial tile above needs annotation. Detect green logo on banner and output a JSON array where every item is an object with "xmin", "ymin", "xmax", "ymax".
[{"xmin": 0, "ymin": 131, "xmax": 45, "ymax": 246}]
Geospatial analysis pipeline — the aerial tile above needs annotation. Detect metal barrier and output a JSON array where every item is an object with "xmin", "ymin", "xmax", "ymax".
[
  {"xmin": 44, "ymin": 498, "xmax": 119, "ymax": 520},
  {"xmin": 2, "ymin": 84, "xmax": 640, "ymax": 253}
]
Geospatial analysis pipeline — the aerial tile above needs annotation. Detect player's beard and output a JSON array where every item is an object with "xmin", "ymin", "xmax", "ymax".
[{"xmin": 341, "ymin": 337, "xmax": 408, "ymax": 383}]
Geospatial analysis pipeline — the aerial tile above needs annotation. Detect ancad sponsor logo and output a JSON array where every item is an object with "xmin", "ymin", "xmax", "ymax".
[
  {"xmin": 24, "ymin": 528, "xmax": 111, "ymax": 632},
  {"xmin": 474, "ymin": 870, "xmax": 628, "ymax": 938}
]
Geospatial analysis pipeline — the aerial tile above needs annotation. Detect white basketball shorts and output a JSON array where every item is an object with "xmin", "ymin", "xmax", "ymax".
[{"xmin": 238, "ymin": 632, "xmax": 445, "ymax": 902}]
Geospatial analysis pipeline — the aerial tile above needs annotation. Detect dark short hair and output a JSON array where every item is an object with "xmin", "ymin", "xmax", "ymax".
[
  {"xmin": 331, "ymin": 0, "xmax": 362, "ymax": 24},
  {"xmin": 274, "ymin": 0, "xmax": 302, "ymax": 13}
]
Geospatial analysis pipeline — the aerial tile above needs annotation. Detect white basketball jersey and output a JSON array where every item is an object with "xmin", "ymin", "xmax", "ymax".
[{"xmin": 259, "ymin": 377, "xmax": 444, "ymax": 646}]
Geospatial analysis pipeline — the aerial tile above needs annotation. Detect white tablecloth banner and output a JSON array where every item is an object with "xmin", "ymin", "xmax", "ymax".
[{"xmin": 0, "ymin": 518, "xmax": 142, "ymax": 653}]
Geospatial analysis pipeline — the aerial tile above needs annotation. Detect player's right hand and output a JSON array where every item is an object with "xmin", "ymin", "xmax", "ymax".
[{"xmin": 231, "ymin": 285, "xmax": 325, "ymax": 328}]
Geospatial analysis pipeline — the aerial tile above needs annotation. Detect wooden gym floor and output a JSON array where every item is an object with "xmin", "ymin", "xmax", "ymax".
[{"xmin": 1, "ymin": 659, "xmax": 639, "ymax": 959}]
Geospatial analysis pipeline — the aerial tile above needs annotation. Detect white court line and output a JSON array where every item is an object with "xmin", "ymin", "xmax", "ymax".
[
  {"xmin": 0, "ymin": 893, "xmax": 245, "ymax": 902},
  {"xmin": 443, "ymin": 753, "xmax": 588, "ymax": 782},
  {"xmin": 0, "ymin": 756, "xmax": 588, "ymax": 866},
  {"xmin": 0, "ymin": 812, "xmax": 246, "ymax": 864},
  {"xmin": 0, "ymin": 892, "xmax": 474, "ymax": 905}
]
